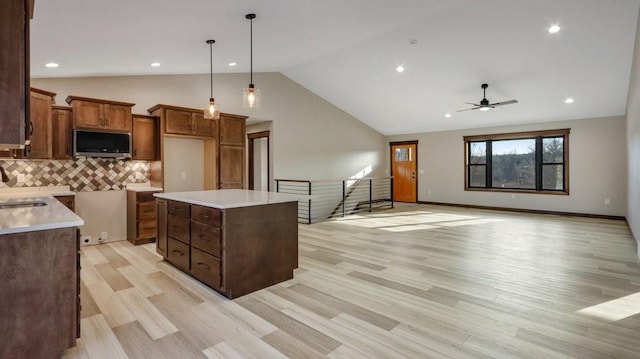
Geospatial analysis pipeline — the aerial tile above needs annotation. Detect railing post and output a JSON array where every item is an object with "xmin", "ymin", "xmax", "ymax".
[
  {"xmin": 308, "ymin": 181, "xmax": 312, "ymax": 224},
  {"xmin": 390, "ymin": 177, "xmax": 394, "ymax": 208},
  {"xmin": 342, "ymin": 180, "xmax": 346, "ymax": 217},
  {"xmin": 369, "ymin": 179, "xmax": 373, "ymax": 212},
  {"xmin": 276, "ymin": 180, "xmax": 280, "ymax": 193}
]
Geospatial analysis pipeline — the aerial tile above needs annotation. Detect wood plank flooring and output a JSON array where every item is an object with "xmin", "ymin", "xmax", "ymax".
[{"xmin": 63, "ymin": 203, "xmax": 640, "ymax": 358}]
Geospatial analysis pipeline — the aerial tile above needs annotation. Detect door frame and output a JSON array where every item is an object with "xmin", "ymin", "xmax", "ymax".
[
  {"xmin": 248, "ymin": 131, "xmax": 270, "ymax": 191},
  {"xmin": 389, "ymin": 140, "xmax": 419, "ymax": 202}
]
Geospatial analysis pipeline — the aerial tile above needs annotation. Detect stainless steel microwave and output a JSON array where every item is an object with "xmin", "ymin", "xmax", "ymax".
[{"xmin": 73, "ymin": 130, "xmax": 131, "ymax": 158}]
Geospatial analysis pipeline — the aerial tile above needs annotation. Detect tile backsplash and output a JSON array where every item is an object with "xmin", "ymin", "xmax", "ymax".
[{"xmin": 0, "ymin": 158, "xmax": 150, "ymax": 191}]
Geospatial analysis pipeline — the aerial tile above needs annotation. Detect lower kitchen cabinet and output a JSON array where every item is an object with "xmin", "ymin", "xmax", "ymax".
[
  {"xmin": 127, "ymin": 189, "xmax": 162, "ymax": 245},
  {"xmin": 156, "ymin": 195, "xmax": 298, "ymax": 299},
  {"xmin": 0, "ymin": 226, "xmax": 80, "ymax": 358}
]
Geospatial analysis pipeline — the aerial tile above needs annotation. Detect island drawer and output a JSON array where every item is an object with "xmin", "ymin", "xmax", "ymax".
[
  {"xmin": 168, "ymin": 214, "xmax": 190, "ymax": 244},
  {"xmin": 191, "ymin": 248, "xmax": 220, "ymax": 288},
  {"xmin": 167, "ymin": 237, "xmax": 190, "ymax": 272},
  {"xmin": 191, "ymin": 205, "xmax": 221, "ymax": 227},
  {"xmin": 168, "ymin": 200, "xmax": 190, "ymax": 218},
  {"xmin": 191, "ymin": 221, "xmax": 220, "ymax": 257}
]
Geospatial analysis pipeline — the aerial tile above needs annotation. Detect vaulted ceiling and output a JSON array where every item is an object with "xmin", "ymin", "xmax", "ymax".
[{"xmin": 30, "ymin": 0, "xmax": 640, "ymax": 135}]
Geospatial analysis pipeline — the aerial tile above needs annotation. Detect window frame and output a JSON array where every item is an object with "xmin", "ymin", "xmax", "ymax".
[{"xmin": 463, "ymin": 128, "xmax": 570, "ymax": 195}]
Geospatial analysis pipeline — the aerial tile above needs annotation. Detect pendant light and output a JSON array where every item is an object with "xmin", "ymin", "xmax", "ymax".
[
  {"xmin": 204, "ymin": 39, "xmax": 220, "ymax": 120},
  {"xmin": 243, "ymin": 13, "xmax": 260, "ymax": 109}
]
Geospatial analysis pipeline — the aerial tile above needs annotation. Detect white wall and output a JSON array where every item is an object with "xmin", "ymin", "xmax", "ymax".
[
  {"xmin": 163, "ymin": 137, "xmax": 205, "ymax": 192},
  {"xmin": 387, "ymin": 116, "xmax": 628, "ymax": 217},
  {"xmin": 75, "ymin": 190, "xmax": 126, "ymax": 243},
  {"xmin": 626, "ymin": 7, "xmax": 640, "ymax": 253}
]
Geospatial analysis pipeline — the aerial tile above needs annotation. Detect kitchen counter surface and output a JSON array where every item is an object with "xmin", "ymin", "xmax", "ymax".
[
  {"xmin": 154, "ymin": 189, "xmax": 300, "ymax": 209},
  {"xmin": 0, "ymin": 196, "xmax": 84, "ymax": 235},
  {"xmin": 0, "ymin": 185, "xmax": 75, "ymax": 198}
]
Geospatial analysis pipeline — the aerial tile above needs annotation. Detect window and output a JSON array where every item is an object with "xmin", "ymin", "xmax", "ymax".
[{"xmin": 464, "ymin": 129, "xmax": 569, "ymax": 194}]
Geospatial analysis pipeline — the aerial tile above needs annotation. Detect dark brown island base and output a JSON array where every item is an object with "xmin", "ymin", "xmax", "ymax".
[{"xmin": 154, "ymin": 189, "xmax": 299, "ymax": 299}]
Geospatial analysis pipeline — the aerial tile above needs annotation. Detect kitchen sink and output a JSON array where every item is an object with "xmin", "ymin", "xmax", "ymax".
[{"xmin": 0, "ymin": 201, "xmax": 48, "ymax": 209}]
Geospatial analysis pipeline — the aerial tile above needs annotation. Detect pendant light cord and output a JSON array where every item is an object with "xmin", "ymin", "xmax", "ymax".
[
  {"xmin": 250, "ymin": 17, "xmax": 253, "ymax": 85},
  {"xmin": 209, "ymin": 41, "xmax": 214, "ymax": 99}
]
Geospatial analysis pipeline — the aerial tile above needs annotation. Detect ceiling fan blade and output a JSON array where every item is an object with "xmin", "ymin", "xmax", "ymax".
[
  {"xmin": 456, "ymin": 107, "xmax": 479, "ymax": 112},
  {"xmin": 465, "ymin": 102, "xmax": 481, "ymax": 106},
  {"xmin": 491, "ymin": 99, "xmax": 518, "ymax": 107}
]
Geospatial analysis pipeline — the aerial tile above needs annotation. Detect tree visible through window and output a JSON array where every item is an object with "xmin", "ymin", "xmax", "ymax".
[{"xmin": 464, "ymin": 129, "xmax": 569, "ymax": 194}]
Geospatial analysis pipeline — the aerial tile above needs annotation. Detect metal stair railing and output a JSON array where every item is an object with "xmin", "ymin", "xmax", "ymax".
[{"xmin": 275, "ymin": 177, "xmax": 394, "ymax": 224}]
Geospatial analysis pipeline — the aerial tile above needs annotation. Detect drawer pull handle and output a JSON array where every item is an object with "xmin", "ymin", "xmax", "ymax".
[
  {"xmin": 172, "ymin": 208, "xmax": 183, "ymax": 211},
  {"xmin": 171, "ymin": 250, "xmax": 184, "ymax": 256},
  {"xmin": 201, "ymin": 215, "xmax": 210, "ymax": 219},
  {"xmin": 197, "ymin": 262, "xmax": 212, "ymax": 270}
]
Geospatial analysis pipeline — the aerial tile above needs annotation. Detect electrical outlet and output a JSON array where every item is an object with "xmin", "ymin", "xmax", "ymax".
[
  {"xmin": 100, "ymin": 231, "xmax": 108, "ymax": 240},
  {"xmin": 511, "ymin": 194, "xmax": 516, "ymax": 199},
  {"xmin": 419, "ymin": 169, "xmax": 425, "ymax": 174},
  {"xmin": 181, "ymin": 171, "xmax": 187, "ymax": 179},
  {"xmin": 428, "ymin": 189, "xmax": 432, "ymax": 194},
  {"xmin": 605, "ymin": 198, "xmax": 610, "ymax": 205}
]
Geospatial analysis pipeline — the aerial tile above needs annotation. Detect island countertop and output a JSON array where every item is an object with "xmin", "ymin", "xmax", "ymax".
[
  {"xmin": 154, "ymin": 189, "xmax": 300, "ymax": 209},
  {"xmin": 0, "ymin": 196, "xmax": 84, "ymax": 235}
]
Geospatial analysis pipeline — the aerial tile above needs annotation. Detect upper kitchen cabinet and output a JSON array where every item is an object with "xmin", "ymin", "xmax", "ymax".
[
  {"xmin": 66, "ymin": 96, "xmax": 134, "ymax": 133},
  {"xmin": 0, "ymin": 0, "xmax": 31, "ymax": 148},
  {"xmin": 132, "ymin": 114, "xmax": 158, "ymax": 160},
  {"xmin": 219, "ymin": 113, "xmax": 246, "ymax": 146},
  {"xmin": 217, "ymin": 113, "xmax": 247, "ymax": 189},
  {"xmin": 148, "ymin": 104, "xmax": 215, "ymax": 138},
  {"xmin": 28, "ymin": 88, "xmax": 55, "ymax": 159},
  {"xmin": 52, "ymin": 106, "xmax": 72, "ymax": 160}
]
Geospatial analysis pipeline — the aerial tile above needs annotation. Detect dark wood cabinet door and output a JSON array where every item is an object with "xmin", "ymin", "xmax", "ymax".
[
  {"xmin": 168, "ymin": 214, "xmax": 190, "ymax": 244},
  {"xmin": 191, "ymin": 248, "xmax": 220, "ymax": 288},
  {"xmin": 28, "ymin": 89, "xmax": 54, "ymax": 159},
  {"xmin": 104, "ymin": 104, "xmax": 132, "ymax": 132},
  {"xmin": 0, "ymin": 0, "xmax": 28, "ymax": 147},
  {"xmin": 219, "ymin": 116, "xmax": 245, "ymax": 145},
  {"xmin": 132, "ymin": 115, "xmax": 156, "ymax": 160},
  {"xmin": 193, "ymin": 112, "xmax": 214, "ymax": 137},
  {"xmin": 52, "ymin": 107, "xmax": 72, "ymax": 159},
  {"xmin": 73, "ymin": 100, "xmax": 103, "ymax": 129},
  {"xmin": 165, "ymin": 109, "xmax": 193, "ymax": 135},
  {"xmin": 156, "ymin": 199, "xmax": 168, "ymax": 257},
  {"xmin": 219, "ymin": 145, "xmax": 245, "ymax": 188}
]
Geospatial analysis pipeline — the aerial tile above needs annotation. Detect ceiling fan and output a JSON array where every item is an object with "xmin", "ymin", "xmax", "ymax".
[{"xmin": 457, "ymin": 83, "xmax": 518, "ymax": 112}]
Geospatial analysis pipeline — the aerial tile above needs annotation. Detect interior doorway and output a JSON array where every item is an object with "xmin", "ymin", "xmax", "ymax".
[
  {"xmin": 390, "ymin": 141, "xmax": 418, "ymax": 202},
  {"xmin": 248, "ymin": 131, "xmax": 270, "ymax": 191}
]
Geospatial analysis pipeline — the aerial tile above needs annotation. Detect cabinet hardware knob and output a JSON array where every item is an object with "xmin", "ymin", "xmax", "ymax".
[{"xmin": 171, "ymin": 250, "xmax": 184, "ymax": 256}]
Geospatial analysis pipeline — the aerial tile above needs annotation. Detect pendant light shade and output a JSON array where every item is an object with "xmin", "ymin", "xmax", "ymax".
[
  {"xmin": 243, "ymin": 13, "xmax": 261, "ymax": 109},
  {"xmin": 204, "ymin": 39, "xmax": 220, "ymax": 120}
]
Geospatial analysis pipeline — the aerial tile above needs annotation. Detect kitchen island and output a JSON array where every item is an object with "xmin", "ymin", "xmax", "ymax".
[
  {"xmin": 0, "ymin": 195, "xmax": 84, "ymax": 358},
  {"xmin": 154, "ymin": 189, "xmax": 299, "ymax": 299}
]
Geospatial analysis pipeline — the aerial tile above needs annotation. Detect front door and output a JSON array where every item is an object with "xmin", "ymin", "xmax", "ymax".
[{"xmin": 390, "ymin": 142, "xmax": 417, "ymax": 202}]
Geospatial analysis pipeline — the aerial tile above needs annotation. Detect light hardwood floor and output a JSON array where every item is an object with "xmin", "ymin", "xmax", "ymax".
[{"xmin": 63, "ymin": 203, "xmax": 640, "ymax": 359}]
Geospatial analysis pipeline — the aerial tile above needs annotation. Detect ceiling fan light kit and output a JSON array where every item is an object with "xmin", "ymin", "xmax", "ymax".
[{"xmin": 457, "ymin": 83, "xmax": 518, "ymax": 112}]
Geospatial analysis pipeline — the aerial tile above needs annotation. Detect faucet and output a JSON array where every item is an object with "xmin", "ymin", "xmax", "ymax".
[{"xmin": 0, "ymin": 164, "xmax": 9, "ymax": 183}]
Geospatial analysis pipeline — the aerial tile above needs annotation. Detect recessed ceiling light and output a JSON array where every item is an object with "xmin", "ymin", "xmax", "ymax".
[
  {"xmin": 396, "ymin": 66, "xmax": 405, "ymax": 73},
  {"xmin": 150, "ymin": 62, "xmax": 161, "ymax": 67},
  {"xmin": 565, "ymin": 97, "xmax": 574, "ymax": 104},
  {"xmin": 444, "ymin": 113, "xmax": 452, "ymax": 118},
  {"xmin": 548, "ymin": 24, "xmax": 561, "ymax": 34},
  {"xmin": 228, "ymin": 62, "xmax": 237, "ymax": 67},
  {"xmin": 45, "ymin": 62, "xmax": 59, "ymax": 68}
]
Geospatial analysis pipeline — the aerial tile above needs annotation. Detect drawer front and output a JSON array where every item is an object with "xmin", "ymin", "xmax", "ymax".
[
  {"xmin": 168, "ymin": 214, "xmax": 190, "ymax": 244},
  {"xmin": 137, "ymin": 219, "xmax": 157, "ymax": 239},
  {"xmin": 137, "ymin": 201, "xmax": 157, "ymax": 220},
  {"xmin": 191, "ymin": 205, "xmax": 221, "ymax": 227},
  {"xmin": 191, "ymin": 248, "xmax": 221, "ymax": 289},
  {"xmin": 191, "ymin": 221, "xmax": 221, "ymax": 257},
  {"xmin": 136, "ymin": 191, "xmax": 157, "ymax": 202},
  {"xmin": 167, "ymin": 237, "xmax": 190, "ymax": 272},
  {"xmin": 168, "ymin": 200, "xmax": 190, "ymax": 218}
]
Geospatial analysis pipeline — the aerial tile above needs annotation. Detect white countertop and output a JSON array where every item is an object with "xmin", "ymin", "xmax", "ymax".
[
  {"xmin": 0, "ymin": 196, "xmax": 84, "ymax": 235},
  {"xmin": 126, "ymin": 187, "xmax": 163, "ymax": 192},
  {"xmin": 0, "ymin": 185, "xmax": 75, "ymax": 199},
  {"xmin": 154, "ymin": 189, "xmax": 300, "ymax": 209}
]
